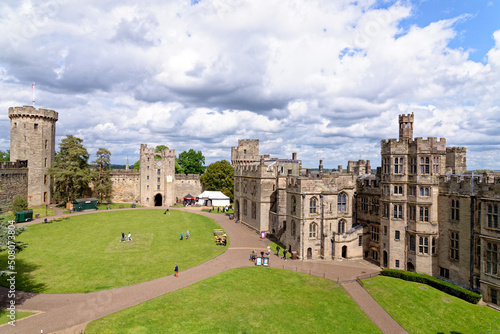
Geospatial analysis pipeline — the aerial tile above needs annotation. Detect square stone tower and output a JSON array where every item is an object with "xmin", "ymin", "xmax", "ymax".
[{"xmin": 9, "ymin": 106, "xmax": 58, "ymax": 206}]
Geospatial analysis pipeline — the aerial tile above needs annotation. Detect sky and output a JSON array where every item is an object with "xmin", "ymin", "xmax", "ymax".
[{"xmin": 0, "ymin": 0, "xmax": 499, "ymax": 170}]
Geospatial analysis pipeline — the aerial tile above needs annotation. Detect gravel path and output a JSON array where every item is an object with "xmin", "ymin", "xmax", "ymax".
[{"xmin": 0, "ymin": 207, "xmax": 407, "ymax": 334}]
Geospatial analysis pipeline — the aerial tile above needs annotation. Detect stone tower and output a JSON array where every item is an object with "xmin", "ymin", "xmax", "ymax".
[
  {"xmin": 9, "ymin": 106, "xmax": 58, "ymax": 206},
  {"xmin": 231, "ymin": 139, "xmax": 260, "ymax": 166},
  {"xmin": 399, "ymin": 113, "xmax": 414, "ymax": 140},
  {"xmin": 139, "ymin": 144, "xmax": 176, "ymax": 207}
]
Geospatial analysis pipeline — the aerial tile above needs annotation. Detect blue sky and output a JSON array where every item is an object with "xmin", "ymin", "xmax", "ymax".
[{"xmin": 0, "ymin": 0, "xmax": 499, "ymax": 170}]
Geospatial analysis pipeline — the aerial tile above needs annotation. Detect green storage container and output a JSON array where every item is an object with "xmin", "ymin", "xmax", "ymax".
[
  {"xmin": 15, "ymin": 209, "xmax": 33, "ymax": 223},
  {"xmin": 72, "ymin": 198, "xmax": 98, "ymax": 211}
]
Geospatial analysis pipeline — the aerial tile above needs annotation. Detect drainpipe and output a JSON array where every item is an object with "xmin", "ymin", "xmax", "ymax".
[
  {"xmin": 320, "ymin": 193, "xmax": 324, "ymax": 259},
  {"xmin": 302, "ymin": 193, "xmax": 305, "ymax": 261}
]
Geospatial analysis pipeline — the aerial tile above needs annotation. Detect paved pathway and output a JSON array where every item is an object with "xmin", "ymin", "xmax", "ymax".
[{"xmin": 0, "ymin": 207, "xmax": 407, "ymax": 334}]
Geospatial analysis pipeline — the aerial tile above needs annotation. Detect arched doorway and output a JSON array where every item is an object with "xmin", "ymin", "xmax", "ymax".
[
  {"xmin": 154, "ymin": 194, "xmax": 163, "ymax": 207},
  {"xmin": 383, "ymin": 251, "xmax": 388, "ymax": 267},
  {"xmin": 407, "ymin": 262, "xmax": 415, "ymax": 272},
  {"xmin": 342, "ymin": 246, "xmax": 347, "ymax": 258},
  {"xmin": 307, "ymin": 247, "xmax": 312, "ymax": 259}
]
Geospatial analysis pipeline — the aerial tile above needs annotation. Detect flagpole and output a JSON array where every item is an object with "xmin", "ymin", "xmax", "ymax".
[{"xmin": 32, "ymin": 82, "xmax": 36, "ymax": 106}]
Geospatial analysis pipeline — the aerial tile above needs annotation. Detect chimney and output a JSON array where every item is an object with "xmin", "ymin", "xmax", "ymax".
[
  {"xmin": 366, "ymin": 160, "xmax": 371, "ymax": 174},
  {"xmin": 292, "ymin": 152, "xmax": 297, "ymax": 160},
  {"xmin": 319, "ymin": 160, "xmax": 323, "ymax": 172},
  {"xmin": 338, "ymin": 165, "xmax": 342, "ymax": 172}
]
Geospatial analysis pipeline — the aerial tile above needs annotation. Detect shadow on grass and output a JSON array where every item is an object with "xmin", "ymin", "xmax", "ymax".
[{"xmin": 0, "ymin": 258, "xmax": 47, "ymax": 309}]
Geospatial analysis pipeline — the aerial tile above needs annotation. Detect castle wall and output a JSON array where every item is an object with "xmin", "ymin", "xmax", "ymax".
[
  {"xmin": 109, "ymin": 170, "xmax": 140, "ymax": 203},
  {"xmin": 174, "ymin": 174, "xmax": 203, "ymax": 202},
  {"xmin": 0, "ymin": 162, "xmax": 28, "ymax": 212}
]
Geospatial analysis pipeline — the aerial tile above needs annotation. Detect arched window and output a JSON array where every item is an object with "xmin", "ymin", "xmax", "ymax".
[
  {"xmin": 309, "ymin": 197, "xmax": 317, "ymax": 214},
  {"xmin": 337, "ymin": 193, "xmax": 347, "ymax": 212},
  {"xmin": 338, "ymin": 220, "xmax": 346, "ymax": 234},
  {"xmin": 291, "ymin": 196, "xmax": 297, "ymax": 215},
  {"xmin": 393, "ymin": 205, "xmax": 402, "ymax": 219},
  {"xmin": 309, "ymin": 223, "xmax": 317, "ymax": 238}
]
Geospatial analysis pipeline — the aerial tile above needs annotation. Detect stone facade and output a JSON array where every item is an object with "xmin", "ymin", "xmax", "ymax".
[
  {"xmin": 9, "ymin": 106, "xmax": 58, "ymax": 206},
  {"xmin": 233, "ymin": 113, "xmax": 500, "ymax": 309},
  {"xmin": 0, "ymin": 161, "xmax": 28, "ymax": 211}
]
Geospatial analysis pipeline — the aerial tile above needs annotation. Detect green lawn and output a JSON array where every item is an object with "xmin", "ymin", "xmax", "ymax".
[
  {"xmin": 1, "ymin": 206, "xmax": 55, "ymax": 222},
  {"xmin": 0, "ymin": 310, "xmax": 37, "ymax": 325},
  {"xmin": 0, "ymin": 209, "xmax": 227, "ymax": 293},
  {"xmin": 363, "ymin": 276, "xmax": 500, "ymax": 334},
  {"xmin": 85, "ymin": 267, "xmax": 381, "ymax": 333},
  {"xmin": 268, "ymin": 241, "xmax": 292, "ymax": 258}
]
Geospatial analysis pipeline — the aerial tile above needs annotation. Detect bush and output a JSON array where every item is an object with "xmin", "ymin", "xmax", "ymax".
[
  {"xmin": 380, "ymin": 269, "xmax": 481, "ymax": 304},
  {"xmin": 11, "ymin": 195, "xmax": 28, "ymax": 214}
]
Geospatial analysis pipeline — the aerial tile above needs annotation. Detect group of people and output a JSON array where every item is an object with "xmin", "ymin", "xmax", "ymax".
[
  {"xmin": 120, "ymin": 232, "xmax": 132, "ymax": 242},
  {"xmin": 275, "ymin": 245, "xmax": 288, "ymax": 260},
  {"xmin": 180, "ymin": 230, "xmax": 189, "ymax": 240},
  {"xmin": 208, "ymin": 206, "xmax": 230, "ymax": 213}
]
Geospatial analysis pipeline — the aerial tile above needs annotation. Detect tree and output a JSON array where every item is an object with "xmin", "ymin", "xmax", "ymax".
[
  {"xmin": 133, "ymin": 160, "xmax": 140, "ymax": 170},
  {"xmin": 200, "ymin": 160, "xmax": 234, "ymax": 201},
  {"xmin": 91, "ymin": 148, "xmax": 113, "ymax": 202},
  {"xmin": 155, "ymin": 145, "xmax": 169, "ymax": 159},
  {"xmin": 10, "ymin": 195, "xmax": 28, "ymax": 214},
  {"xmin": 49, "ymin": 135, "xmax": 90, "ymax": 204},
  {"xmin": 0, "ymin": 149, "xmax": 9, "ymax": 161},
  {"xmin": 178, "ymin": 149, "xmax": 205, "ymax": 175}
]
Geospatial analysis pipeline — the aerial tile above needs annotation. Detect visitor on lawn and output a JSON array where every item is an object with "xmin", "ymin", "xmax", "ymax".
[
  {"xmin": 186, "ymin": 230, "xmax": 189, "ymax": 239},
  {"xmin": 180, "ymin": 232, "xmax": 183, "ymax": 240},
  {"xmin": 121, "ymin": 232, "xmax": 125, "ymax": 242},
  {"xmin": 276, "ymin": 245, "xmax": 280, "ymax": 257},
  {"xmin": 128, "ymin": 232, "xmax": 132, "ymax": 241},
  {"xmin": 174, "ymin": 264, "xmax": 179, "ymax": 277}
]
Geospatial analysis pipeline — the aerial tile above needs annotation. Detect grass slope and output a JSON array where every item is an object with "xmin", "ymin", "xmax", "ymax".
[
  {"xmin": 363, "ymin": 276, "xmax": 500, "ymax": 334},
  {"xmin": 0, "ymin": 209, "xmax": 226, "ymax": 293},
  {"xmin": 86, "ymin": 267, "xmax": 381, "ymax": 333},
  {"xmin": 0, "ymin": 310, "xmax": 36, "ymax": 325}
]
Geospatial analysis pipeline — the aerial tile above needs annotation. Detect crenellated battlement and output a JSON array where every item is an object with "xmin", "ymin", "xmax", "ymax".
[
  {"xmin": 440, "ymin": 174, "xmax": 500, "ymax": 196},
  {"xmin": 446, "ymin": 147, "xmax": 466, "ymax": 153},
  {"xmin": 9, "ymin": 106, "xmax": 58, "ymax": 121},
  {"xmin": 140, "ymin": 144, "xmax": 175, "ymax": 157},
  {"xmin": 0, "ymin": 160, "xmax": 27, "ymax": 169}
]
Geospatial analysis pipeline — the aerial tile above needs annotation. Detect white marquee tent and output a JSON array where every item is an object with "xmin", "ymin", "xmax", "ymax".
[{"xmin": 197, "ymin": 191, "xmax": 230, "ymax": 207}]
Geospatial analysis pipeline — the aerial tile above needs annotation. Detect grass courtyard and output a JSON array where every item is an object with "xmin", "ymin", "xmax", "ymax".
[
  {"xmin": 0, "ymin": 209, "xmax": 227, "ymax": 293},
  {"xmin": 363, "ymin": 276, "xmax": 500, "ymax": 333},
  {"xmin": 85, "ymin": 267, "xmax": 381, "ymax": 334}
]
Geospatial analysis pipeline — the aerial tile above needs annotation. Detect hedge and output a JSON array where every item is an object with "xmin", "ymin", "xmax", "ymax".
[{"xmin": 380, "ymin": 269, "xmax": 481, "ymax": 304}]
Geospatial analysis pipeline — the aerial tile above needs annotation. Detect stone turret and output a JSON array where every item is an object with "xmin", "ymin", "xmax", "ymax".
[
  {"xmin": 9, "ymin": 106, "xmax": 58, "ymax": 206},
  {"xmin": 399, "ymin": 113, "xmax": 414, "ymax": 141}
]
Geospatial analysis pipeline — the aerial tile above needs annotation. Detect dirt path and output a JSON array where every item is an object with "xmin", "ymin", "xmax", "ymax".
[{"xmin": 0, "ymin": 207, "xmax": 406, "ymax": 334}]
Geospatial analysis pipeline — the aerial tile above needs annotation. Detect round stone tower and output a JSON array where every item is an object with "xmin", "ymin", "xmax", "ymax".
[{"xmin": 9, "ymin": 106, "xmax": 58, "ymax": 206}]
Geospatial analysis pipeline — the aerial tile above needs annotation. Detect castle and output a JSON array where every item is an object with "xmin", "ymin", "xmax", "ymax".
[
  {"xmin": 0, "ymin": 106, "xmax": 202, "ymax": 210},
  {"xmin": 232, "ymin": 114, "xmax": 500, "ymax": 309}
]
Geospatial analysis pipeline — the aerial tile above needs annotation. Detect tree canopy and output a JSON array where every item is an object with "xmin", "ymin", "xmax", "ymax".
[
  {"xmin": 91, "ymin": 148, "xmax": 113, "ymax": 202},
  {"xmin": 0, "ymin": 149, "xmax": 9, "ymax": 161},
  {"xmin": 49, "ymin": 135, "xmax": 91, "ymax": 204},
  {"xmin": 178, "ymin": 149, "xmax": 205, "ymax": 175},
  {"xmin": 10, "ymin": 195, "xmax": 28, "ymax": 214},
  {"xmin": 200, "ymin": 160, "xmax": 234, "ymax": 201}
]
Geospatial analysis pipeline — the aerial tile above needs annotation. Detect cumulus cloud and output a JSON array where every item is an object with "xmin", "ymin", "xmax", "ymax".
[{"xmin": 0, "ymin": 0, "xmax": 499, "ymax": 170}]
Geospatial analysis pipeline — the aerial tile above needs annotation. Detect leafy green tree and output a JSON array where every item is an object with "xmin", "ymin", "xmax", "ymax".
[
  {"xmin": 0, "ymin": 149, "xmax": 9, "ymax": 161},
  {"xmin": 10, "ymin": 195, "xmax": 28, "ymax": 214},
  {"xmin": 91, "ymin": 148, "xmax": 113, "ymax": 202},
  {"xmin": 175, "ymin": 159, "xmax": 184, "ymax": 174},
  {"xmin": 133, "ymin": 160, "xmax": 140, "ymax": 170},
  {"xmin": 155, "ymin": 145, "xmax": 169, "ymax": 159},
  {"xmin": 178, "ymin": 149, "xmax": 205, "ymax": 175},
  {"xmin": 49, "ymin": 135, "xmax": 90, "ymax": 204},
  {"xmin": 200, "ymin": 160, "xmax": 234, "ymax": 201}
]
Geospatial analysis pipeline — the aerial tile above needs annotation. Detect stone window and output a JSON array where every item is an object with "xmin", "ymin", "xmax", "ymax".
[
  {"xmin": 383, "ymin": 203, "xmax": 389, "ymax": 218},
  {"xmin": 420, "ymin": 157, "xmax": 430, "ymax": 174},
  {"xmin": 491, "ymin": 288, "xmax": 499, "ymax": 306},
  {"xmin": 309, "ymin": 223, "xmax": 317, "ymax": 238},
  {"xmin": 44, "ymin": 175, "xmax": 47, "ymax": 185},
  {"xmin": 393, "ymin": 205, "xmax": 402, "ymax": 219},
  {"xmin": 419, "ymin": 187, "xmax": 429, "ymax": 196},
  {"xmin": 291, "ymin": 220, "xmax": 296, "ymax": 238},
  {"xmin": 440, "ymin": 267, "xmax": 450, "ymax": 279},
  {"xmin": 486, "ymin": 242, "xmax": 499, "ymax": 276},
  {"xmin": 147, "ymin": 176, "xmax": 149, "ymax": 180},
  {"xmin": 395, "ymin": 230, "xmax": 400, "ymax": 240},
  {"xmin": 34, "ymin": 123, "xmax": 38, "ymax": 130},
  {"xmin": 419, "ymin": 206, "xmax": 429, "ymax": 222},
  {"xmin": 371, "ymin": 198, "xmax": 379, "ymax": 214},
  {"xmin": 157, "ymin": 178, "xmax": 160, "ymax": 182},
  {"xmin": 45, "ymin": 140, "xmax": 48, "ymax": 150},
  {"xmin": 394, "ymin": 157, "xmax": 403, "ymax": 174},
  {"xmin": 409, "ymin": 235, "xmax": 416, "ymax": 251},
  {"xmin": 419, "ymin": 236, "xmax": 429, "ymax": 254},
  {"xmin": 243, "ymin": 199, "xmax": 248, "ymax": 216},
  {"xmin": 309, "ymin": 197, "xmax": 317, "ymax": 214},
  {"xmin": 251, "ymin": 180, "xmax": 256, "ymax": 195},
  {"xmin": 383, "ymin": 225, "xmax": 387, "ymax": 235},
  {"xmin": 358, "ymin": 235, "xmax": 362, "ymax": 246},
  {"xmin": 251, "ymin": 202, "xmax": 256, "ymax": 219},
  {"xmin": 44, "ymin": 158, "xmax": 47, "ymax": 167},
  {"xmin": 451, "ymin": 199, "xmax": 460, "ymax": 221},
  {"xmin": 410, "ymin": 157, "xmax": 417, "ymax": 174},
  {"xmin": 157, "ymin": 169, "xmax": 161, "ymax": 175},
  {"xmin": 409, "ymin": 205, "xmax": 416, "ymax": 221},
  {"xmin": 337, "ymin": 193, "xmax": 347, "ymax": 212},
  {"xmin": 371, "ymin": 226, "xmax": 379, "ymax": 242},
  {"xmin": 383, "ymin": 185, "xmax": 389, "ymax": 195},
  {"xmin": 409, "ymin": 186, "xmax": 416, "ymax": 196},
  {"xmin": 394, "ymin": 186, "xmax": 403, "ymax": 195},
  {"xmin": 432, "ymin": 237, "xmax": 436, "ymax": 254},
  {"xmin": 487, "ymin": 204, "xmax": 499, "ymax": 229},
  {"xmin": 395, "ymin": 259, "xmax": 400, "ymax": 268},
  {"xmin": 382, "ymin": 158, "xmax": 390, "ymax": 174},
  {"xmin": 432, "ymin": 156, "xmax": 440, "ymax": 174},
  {"xmin": 147, "ymin": 185, "xmax": 149, "ymax": 190},
  {"xmin": 338, "ymin": 220, "xmax": 345, "ymax": 234},
  {"xmin": 291, "ymin": 196, "xmax": 296, "ymax": 215},
  {"xmin": 450, "ymin": 231, "xmax": 459, "ymax": 260},
  {"xmin": 157, "ymin": 185, "xmax": 160, "ymax": 190}
]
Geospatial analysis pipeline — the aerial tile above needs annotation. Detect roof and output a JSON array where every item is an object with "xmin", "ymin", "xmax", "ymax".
[
  {"xmin": 183, "ymin": 194, "xmax": 195, "ymax": 199},
  {"xmin": 73, "ymin": 198, "xmax": 98, "ymax": 203},
  {"xmin": 197, "ymin": 191, "xmax": 230, "ymax": 200}
]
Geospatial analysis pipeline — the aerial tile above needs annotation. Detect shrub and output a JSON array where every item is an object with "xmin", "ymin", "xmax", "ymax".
[
  {"xmin": 380, "ymin": 269, "xmax": 481, "ymax": 304},
  {"xmin": 11, "ymin": 195, "xmax": 28, "ymax": 214}
]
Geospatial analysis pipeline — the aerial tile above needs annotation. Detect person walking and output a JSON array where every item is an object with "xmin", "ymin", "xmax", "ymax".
[
  {"xmin": 186, "ymin": 230, "xmax": 189, "ymax": 240},
  {"xmin": 120, "ymin": 232, "xmax": 125, "ymax": 242},
  {"xmin": 128, "ymin": 232, "xmax": 132, "ymax": 241},
  {"xmin": 283, "ymin": 249, "xmax": 288, "ymax": 260},
  {"xmin": 276, "ymin": 245, "xmax": 280, "ymax": 257},
  {"xmin": 267, "ymin": 245, "xmax": 271, "ymax": 256},
  {"xmin": 180, "ymin": 232, "xmax": 183, "ymax": 240},
  {"xmin": 174, "ymin": 265, "xmax": 179, "ymax": 277}
]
